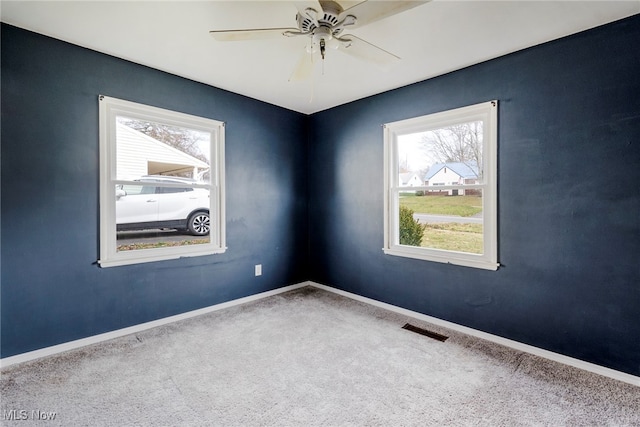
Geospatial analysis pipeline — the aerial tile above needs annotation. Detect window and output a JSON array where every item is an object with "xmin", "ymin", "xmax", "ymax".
[
  {"xmin": 98, "ymin": 96, "xmax": 226, "ymax": 267},
  {"xmin": 383, "ymin": 101, "xmax": 498, "ymax": 270}
]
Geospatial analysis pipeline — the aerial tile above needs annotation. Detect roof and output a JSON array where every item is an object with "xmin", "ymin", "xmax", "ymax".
[{"xmin": 424, "ymin": 162, "xmax": 479, "ymax": 181}]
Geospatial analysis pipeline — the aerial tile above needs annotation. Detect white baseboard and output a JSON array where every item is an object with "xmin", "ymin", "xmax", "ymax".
[
  {"xmin": 309, "ymin": 282, "xmax": 640, "ymax": 387},
  {"xmin": 0, "ymin": 282, "xmax": 308, "ymax": 369},
  {"xmin": 4, "ymin": 280, "xmax": 638, "ymax": 387}
]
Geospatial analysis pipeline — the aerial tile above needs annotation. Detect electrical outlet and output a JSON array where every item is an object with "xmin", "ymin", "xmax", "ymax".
[{"xmin": 255, "ymin": 264, "xmax": 262, "ymax": 276}]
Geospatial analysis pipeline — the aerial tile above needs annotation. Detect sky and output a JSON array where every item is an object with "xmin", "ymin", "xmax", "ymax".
[{"xmin": 397, "ymin": 131, "xmax": 438, "ymax": 172}]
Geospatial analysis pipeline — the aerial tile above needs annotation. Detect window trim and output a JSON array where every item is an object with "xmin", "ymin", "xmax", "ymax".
[
  {"xmin": 98, "ymin": 95, "xmax": 226, "ymax": 267},
  {"xmin": 383, "ymin": 100, "xmax": 498, "ymax": 271}
]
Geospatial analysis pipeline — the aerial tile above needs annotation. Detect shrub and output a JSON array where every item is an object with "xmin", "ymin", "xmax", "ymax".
[
  {"xmin": 399, "ymin": 206, "xmax": 427, "ymax": 246},
  {"xmin": 415, "ymin": 190, "xmax": 425, "ymax": 196}
]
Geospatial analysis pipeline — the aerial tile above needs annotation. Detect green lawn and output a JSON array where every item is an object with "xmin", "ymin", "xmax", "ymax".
[
  {"xmin": 421, "ymin": 223, "xmax": 483, "ymax": 254},
  {"xmin": 399, "ymin": 194, "xmax": 482, "ymax": 217}
]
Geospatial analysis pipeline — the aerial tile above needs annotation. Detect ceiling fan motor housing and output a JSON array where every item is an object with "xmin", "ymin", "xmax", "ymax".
[
  {"xmin": 297, "ymin": 1, "xmax": 344, "ymax": 35},
  {"xmin": 319, "ymin": 1, "xmax": 342, "ymax": 27}
]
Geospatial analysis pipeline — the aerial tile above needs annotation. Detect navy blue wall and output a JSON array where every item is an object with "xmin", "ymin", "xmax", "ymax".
[
  {"xmin": 3, "ymin": 15, "xmax": 640, "ymax": 378},
  {"xmin": 1, "ymin": 25, "xmax": 309, "ymax": 357},
  {"xmin": 308, "ymin": 15, "xmax": 640, "ymax": 376}
]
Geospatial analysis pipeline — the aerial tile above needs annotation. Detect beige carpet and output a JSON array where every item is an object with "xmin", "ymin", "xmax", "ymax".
[{"xmin": 1, "ymin": 286, "xmax": 638, "ymax": 426}]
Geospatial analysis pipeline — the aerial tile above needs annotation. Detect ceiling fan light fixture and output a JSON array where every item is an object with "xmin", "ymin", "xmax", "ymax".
[
  {"xmin": 327, "ymin": 37, "xmax": 340, "ymax": 50},
  {"xmin": 313, "ymin": 26, "xmax": 333, "ymax": 43},
  {"xmin": 335, "ymin": 36, "xmax": 352, "ymax": 49},
  {"xmin": 305, "ymin": 42, "xmax": 317, "ymax": 54},
  {"xmin": 312, "ymin": 26, "xmax": 334, "ymax": 60}
]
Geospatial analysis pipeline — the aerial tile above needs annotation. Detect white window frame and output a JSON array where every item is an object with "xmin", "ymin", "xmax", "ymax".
[
  {"xmin": 98, "ymin": 95, "xmax": 226, "ymax": 267},
  {"xmin": 383, "ymin": 100, "xmax": 498, "ymax": 270}
]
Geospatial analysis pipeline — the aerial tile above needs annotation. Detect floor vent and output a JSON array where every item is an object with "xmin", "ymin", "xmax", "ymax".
[{"xmin": 402, "ymin": 323, "xmax": 449, "ymax": 342}]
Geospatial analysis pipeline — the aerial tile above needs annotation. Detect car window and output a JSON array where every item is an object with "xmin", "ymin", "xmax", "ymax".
[
  {"xmin": 157, "ymin": 187, "xmax": 193, "ymax": 194},
  {"xmin": 122, "ymin": 184, "xmax": 156, "ymax": 195},
  {"xmin": 140, "ymin": 185, "xmax": 156, "ymax": 195}
]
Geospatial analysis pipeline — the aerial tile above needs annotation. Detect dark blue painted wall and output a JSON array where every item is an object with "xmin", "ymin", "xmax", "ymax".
[
  {"xmin": 308, "ymin": 15, "xmax": 640, "ymax": 376},
  {"xmin": 3, "ymin": 15, "xmax": 640, "ymax": 378},
  {"xmin": 1, "ymin": 24, "xmax": 309, "ymax": 357}
]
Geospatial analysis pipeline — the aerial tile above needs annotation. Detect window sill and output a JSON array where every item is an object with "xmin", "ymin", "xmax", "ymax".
[
  {"xmin": 98, "ymin": 246, "xmax": 227, "ymax": 268},
  {"xmin": 383, "ymin": 247, "xmax": 499, "ymax": 271}
]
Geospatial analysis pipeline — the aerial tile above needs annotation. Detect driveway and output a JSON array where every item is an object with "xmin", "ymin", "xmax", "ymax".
[
  {"xmin": 414, "ymin": 213, "xmax": 482, "ymax": 224},
  {"xmin": 117, "ymin": 229, "xmax": 207, "ymax": 246}
]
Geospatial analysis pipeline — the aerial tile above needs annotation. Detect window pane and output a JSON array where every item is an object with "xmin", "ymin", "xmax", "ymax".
[
  {"xmin": 396, "ymin": 120, "xmax": 484, "ymax": 254},
  {"xmin": 398, "ymin": 120, "xmax": 483, "ymax": 187},
  {"xmin": 115, "ymin": 183, "xmax": 210, "ymax": 252},
  {"xmin": 116, "ymin": 116, "xmax": 211, "ymax": 182},
  {"xmin": 113, "ymin": 117, "xmax": 212, "ymax": 252},
  {"xmin": 398, "ymin": 190, "xmax": 483, "ymax": 254}
]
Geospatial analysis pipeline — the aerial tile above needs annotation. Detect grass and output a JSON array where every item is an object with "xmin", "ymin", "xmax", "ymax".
[
  {"xmin": 421, "ymin": 223, "xmax": 483, "ymax": 254},
  {"xmin": 399, "ymin": 194, "xmax": 482, "ymax": 217},
  {"xmin": 118, "ymin": 239, "xmax": 208, "ymax": 251}
]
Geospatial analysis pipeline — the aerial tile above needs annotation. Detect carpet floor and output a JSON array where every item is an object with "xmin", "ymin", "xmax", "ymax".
[{"xmin": 1, "ymin": 286, "xmax": 638, "ymax": 426}]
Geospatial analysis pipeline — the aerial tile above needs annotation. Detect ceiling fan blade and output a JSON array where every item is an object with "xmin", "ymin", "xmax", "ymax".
[
  {"xmin": 210, "ymin": 28, "xmax": 299, "ymax": 42},
  {"xmin": 293, "ymin": 0, "xmax": 322, "ymax": 16},
  {"xmin": 337, "ymin": 34, "xmax": 400, "ymax": 67},
  {"xmin": 289, "ymin": 48, "xmax": 315, "ymax": 82},
  {"xmin": 339, "ymin": 1, "xmax": 429, "ymax": 29}
]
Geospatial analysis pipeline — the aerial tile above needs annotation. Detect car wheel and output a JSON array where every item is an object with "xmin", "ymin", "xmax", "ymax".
[{"xmin": 188, "ymin": 211, "xmax": 210, "ymax": 236}]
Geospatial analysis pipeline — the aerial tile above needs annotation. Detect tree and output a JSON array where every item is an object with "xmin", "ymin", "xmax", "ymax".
[
  {"xmin": 399, "ymin": 206, "xmax": 427, "ymax": 246},
  {"xmin": 421, "ymin": 121, "xmax": 483, "ymax": 179},
  {"xmin": 399, "ymin": 156, "xmax": 410, "ymax": 174}
]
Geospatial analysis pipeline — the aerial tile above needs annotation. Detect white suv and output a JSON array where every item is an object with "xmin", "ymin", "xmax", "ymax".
[{"xmin": 116, "ymin": 176, "xmax": 210, "ymax": 236}]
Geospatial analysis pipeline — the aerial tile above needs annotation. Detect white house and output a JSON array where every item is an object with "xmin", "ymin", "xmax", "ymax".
[
  {"xmin": 424, "ymin": 162, "xmax": 480, "ymax": 196},
  {"xmin": 399, "ymin": 172, "xmax": 423, "ymax": 188},
  {"xmin": 116, "ymin": 123, "xmax": 210, "ymax": 180}
]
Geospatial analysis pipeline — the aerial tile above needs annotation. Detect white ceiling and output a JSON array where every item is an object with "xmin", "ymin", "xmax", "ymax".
[{"xmin": 2, "ymin": 1, "xmax": 639, "ymax": 114}]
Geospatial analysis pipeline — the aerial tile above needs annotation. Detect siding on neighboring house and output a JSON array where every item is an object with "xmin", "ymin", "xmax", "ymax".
[{"xmin": 116, "ymin": 123, "xmax": 209, "ymax": 180}]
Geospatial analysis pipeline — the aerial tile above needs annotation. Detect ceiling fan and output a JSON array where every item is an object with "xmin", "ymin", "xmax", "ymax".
[{"xmin": 210, "ymin": 1, "xmax": 429, "ymax": 81}]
